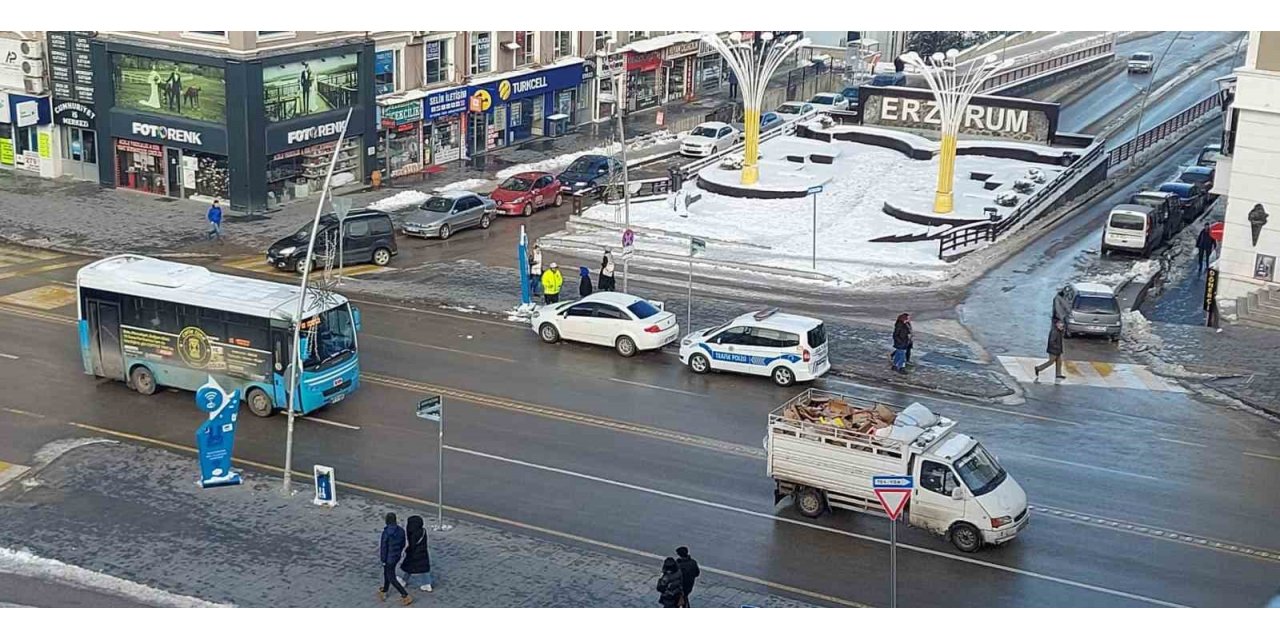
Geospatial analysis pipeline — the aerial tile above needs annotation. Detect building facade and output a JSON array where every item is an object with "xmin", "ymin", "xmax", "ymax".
[
  {"xmin": 1, "ymin": 32, "xmax": 57, "ymax": 179},
  {"xmin": 1214, "ymin": 31, "xmax": 1280, "ymax": 303}
]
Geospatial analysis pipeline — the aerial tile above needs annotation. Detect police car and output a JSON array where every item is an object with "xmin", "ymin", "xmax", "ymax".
[{"xmin": 679, "ymin": 309, "xmax": 829, "ymax": 386}]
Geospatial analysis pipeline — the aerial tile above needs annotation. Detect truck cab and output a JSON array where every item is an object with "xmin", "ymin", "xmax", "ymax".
[{"xmin": 908, "ymin": 429, "xmax": 1028, "ymax": 551}]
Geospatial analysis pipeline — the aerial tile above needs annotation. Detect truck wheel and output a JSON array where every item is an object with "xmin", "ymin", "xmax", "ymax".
[
  {"xmin": 246, "ymin": 387, "xmax": 274, "ymax": 418},
  {"xmin": 795, "ymin": 486, "xmax": 826, "ymax": 518},
  {"xmin": 129, "ymin": 365, "xmax": 157, "ymax": 396},
  {"xmin": 950, "ymin": 522, "xmax": 982, "ymax": 553}
]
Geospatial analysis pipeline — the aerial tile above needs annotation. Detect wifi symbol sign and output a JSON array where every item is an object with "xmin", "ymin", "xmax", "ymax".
[{"xmin": 197, "ymin": 388, "xmax": 224, "ymax": 413}]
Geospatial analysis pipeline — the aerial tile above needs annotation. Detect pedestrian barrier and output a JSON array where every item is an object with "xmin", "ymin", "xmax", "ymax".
[
  {"xmin": 1106, "ymin": 92, "xmax": 1223, "ymax": 168},
  {"xmin": 600, "ymin": 177, "xmax": 674, "ymax": 204},
  {"xmin": 980, "ymin": 34, "xmax": 1115, "ymax": 95}
]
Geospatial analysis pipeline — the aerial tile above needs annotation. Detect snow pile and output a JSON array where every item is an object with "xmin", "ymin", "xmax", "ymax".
[
  {"xmin": 1120, "ymin": 310, "xmax": 1164, "ymax": 353},
  {"xmin": 367, "ymin": 190, "xmax": 431, "ymax": 212},
  {"xmin": 0, "ymin": 546, "xmax": 227, "ymax": 608},
  {"xmin": 437, "ymin": 178, "xmax": 491, "ymax": 193},
  {"xmin": 553, "ymin": 134, "xmax": 1065, "ymax": 288},
  {"xmin": 1088, "ymin": 259, "xmax": 1160, "ymax": 288}
]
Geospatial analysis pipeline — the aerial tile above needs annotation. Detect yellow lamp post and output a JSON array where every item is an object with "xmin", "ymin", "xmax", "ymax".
[
  {"xmin": 901, "ymin": 50, "xmax": 1004, "ymax": 213},
  {"xmin": 702, "ymin": 31, "xmax": 810, "ymax": 185}
]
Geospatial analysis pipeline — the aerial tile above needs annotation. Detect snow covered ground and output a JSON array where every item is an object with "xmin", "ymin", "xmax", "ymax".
[{"xmin": 547, "ymin": 133, "xmax": 1065, "ymax": 289}]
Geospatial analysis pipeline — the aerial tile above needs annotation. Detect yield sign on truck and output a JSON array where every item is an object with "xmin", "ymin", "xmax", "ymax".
[{"xmin": 873, "ymin": 475, "xmax": 914, "ymax": 521}]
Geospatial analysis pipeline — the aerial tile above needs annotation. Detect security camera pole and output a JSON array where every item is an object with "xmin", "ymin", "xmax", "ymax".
[{"xmin": 282, "ymin": 108, "xmax": 353, "ymax": 495}]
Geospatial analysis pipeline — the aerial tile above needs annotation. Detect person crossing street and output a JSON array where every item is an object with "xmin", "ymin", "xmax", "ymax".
[{"xmin": 1034, "ymin": 319, "xmax": 1067, "ymax": 382}]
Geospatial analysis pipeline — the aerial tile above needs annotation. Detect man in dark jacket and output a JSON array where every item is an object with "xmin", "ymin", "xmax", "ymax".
[
  {"xmin": 1033, "ymin": 319, "xmax": 1066, "ymax": 382},
  {"xmin": 579, "ymin": 266, "xmax": 594, "ymax": 298},
  {"xmin": 1196, "ymin": 225, "xmax": 1216, "ymax": 274},
  {"xmin": 400, "ymin": 514, "xmax": 434, "ymax": 593},
  {"xmin": 656, "ymin": 557, "xmax": 684, "ymax": 608},
  {"xmin": 674, "ymin": 546, "xmax": 700, "ymax": 607},
  {"xmin": 378, "ymin": 512, "xmax": 412, "ymax": 605},
  {"xmin": 892, "ymin": 313, "xmax": 912, "ymax": 373}
]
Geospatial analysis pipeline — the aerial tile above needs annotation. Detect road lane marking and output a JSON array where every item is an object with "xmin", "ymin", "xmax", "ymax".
[
  {"xmin": 0, "ymin": 285, "xmax": 77, "ymax": 310},
  {"xmin": 444, "ymin": 444, "xmax": 1185, "ymax": 608},
  {"xmin": 998, "ymin": 356, "xmax": 1186, "ymax": 393},
  {"xmin": 300, "ymin": 416, "xmax": 362, "ymax": 431},
  {"xmin": 0, "ymin": 353, "xmax": 17, "ymax": 360},
  {"xmin": 1029, "ymin": 504, "xmax": 1280, "ymax": 564},
  {"xmin": 1012, "ymin": 453, "xmax": 1161, "ymax": 481},
  {"xmin": 0, "ymin": 259, "xmax": 88, "ymax": 282},
  {"xmin": 363, "ymin": 334, "xmax": 518, "ymax": 363},
  {"xmin": 1157, "ymin": 437, "xmax": 1207, "ymax": 448},
  {"xmin": 363, "ymin": 372, "xmax": 764, "ymax": 459},
  {"xmin": 608, "ymin": 378, "xmax": 708, "ymax": 397},
  {"xmin": 59, "ymin": 420, "xmax": 862, "ymax": 608},
  {"xmin": 2, "ymin": 407, "xmax": 46, "ymax": 419},
  {"xmin": 1243, "ymin": 451, "xmax": 1280, "ymax": 463},
  {"xmin": 821, "ymin": 377, "xmax": 1083, "ymax": 426}
]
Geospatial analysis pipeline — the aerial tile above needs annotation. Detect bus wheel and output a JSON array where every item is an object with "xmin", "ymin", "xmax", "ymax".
[
  {"xmin": 246, "ymin": 388, "xmax": 274, "ymax": 418},
  {"xmin": 129, "ymin": 366, "xmax": 157, "ymax": 396}
]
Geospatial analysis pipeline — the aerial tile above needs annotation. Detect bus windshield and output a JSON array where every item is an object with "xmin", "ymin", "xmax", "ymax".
[{"xmin": 302, "ymin": 304, "xmax": 355, "ymax": 370}]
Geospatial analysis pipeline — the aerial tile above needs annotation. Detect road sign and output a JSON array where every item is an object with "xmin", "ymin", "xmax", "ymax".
[
  {"xmin": 873, "ymin": 475, "xmax": 914, "ymax": 521},
  {"xmin": 313, "ymin": 464, "xmax": 337, "ymax": 507},
  {"xmin": 417, "ymin": 395, "xmax": 442, "ymax": 422},
  {"xmin": 622, "ymin": 228, "xmax": 635, "ymax": 257},
  {"xmin": 807, "ymin": 185, "xmax": 824, "ymax": 195},
  {"xmin": 1208, "ymin": 220, "xmax": 1224, "ymax": 243}
]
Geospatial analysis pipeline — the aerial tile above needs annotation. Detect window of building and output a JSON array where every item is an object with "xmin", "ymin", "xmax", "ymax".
[
  {"xmin": 594, "ymin": 31, "xmax": 614, "ymax": 53},
  {"xmin": 629, "ymin": 31, "xmax": 648, "ymax": 41},
  {"xmin": 185, "ymin": 31, "xmax": 228, "ymax": 42},
  {"xmin": 375, "ymin": 48, "xmax": 400, "ymax": 95},
  {"xmin": 425, "ymin": 37, "xmax": 454, "ymax": 85},
  {"xmin": 516, "ymin": 31, "xmax": 536, "ymax": 66},
  {"xmin": 256, "ymin": 31, "xmax": 293, "ymax": 39},
  {"xmin": 554, "ymin": 31, "xmax": 576, "ymax": 58},
  {"xmin": 469, "ymin": 31, "xmax": 493, "ymax": 75}
]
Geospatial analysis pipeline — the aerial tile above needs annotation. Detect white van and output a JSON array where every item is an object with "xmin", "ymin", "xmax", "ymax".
[
  {"xmin": 679, "ymin": 309, "xmax": 829, "ymax": 386},
  {"xmin": 1102, "ymin": 204, "xmax": 1162, "ymax": 257}
]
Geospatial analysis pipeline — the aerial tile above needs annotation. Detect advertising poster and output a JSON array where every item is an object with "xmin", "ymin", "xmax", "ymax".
[
  {"xmin": 112, "ymin": 53, "xmax": 228, "ymax": 124},
  {"xmin": 120, "ymin": 324, "xmax": 272, "ymax": 381},
  {"xmin": 263, "ymin": 53, "xmax": 360, "ymax": 123},
  {"xmin": 0, "ymin": 138, "xmax": 13, "ymax": 166},
  {"xmin": 38, "ymin": 132, "xmax": 51, "ymax": 158},
  {"xmin": 194, "ymin": 377, "xmax": 242, "ymax": 488}
]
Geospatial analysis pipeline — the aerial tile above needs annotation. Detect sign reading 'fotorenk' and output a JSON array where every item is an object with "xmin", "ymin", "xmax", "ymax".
[{"xmin": 859, "ymin": 86, "xmax": 1058, "ymax": 144}]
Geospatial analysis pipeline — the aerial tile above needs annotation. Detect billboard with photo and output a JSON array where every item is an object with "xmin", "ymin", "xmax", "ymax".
[
  {"xmin": 263, "ymin": 53, "xmax": 360, "ymax": 123},
  {"xmin": 111, "ymin": 53, "xmax": 227, "ymax": 124}
]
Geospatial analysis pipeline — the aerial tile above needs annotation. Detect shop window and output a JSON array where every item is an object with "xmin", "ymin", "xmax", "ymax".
[
  {"xmin": 375, "ymin": 49, "xmax": 399, "ymax": 95},
  {"xmin": 425, "ymin": 38, "xmax": 454, "ymax": 85},
  {"xmin": 554, "ymin": 31, "xmax": 576, "ymax": 58},
  {"xmin": 469, "ymin": 32, "xmax": 493, "ymax": 76},
  {"xmin": 515, "ymin": 31, "xmax": 536, "ymax": 66}
]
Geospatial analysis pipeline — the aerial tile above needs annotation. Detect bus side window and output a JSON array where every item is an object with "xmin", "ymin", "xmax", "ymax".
[{"xmin": 272, "ymin": 331, "xmax": 287, "ymax": 372}]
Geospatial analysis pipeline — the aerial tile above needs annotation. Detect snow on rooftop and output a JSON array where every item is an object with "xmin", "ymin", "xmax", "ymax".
[{"xmin": 619, "ymin": 32, "xmax": 701, "ymax": 54}]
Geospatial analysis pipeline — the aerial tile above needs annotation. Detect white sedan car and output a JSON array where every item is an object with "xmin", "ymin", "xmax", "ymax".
[
  {"xmin": 775, "ymin": 101, "xmax": 817, "ymax": 122},
  {"xmin": 807, "ymin": 92, "xmax": 850, "ymax": 112},
  {"xmin": 532, "ymin": 292, "xmax": 680, "ymax": 357},
  {"xmin": 680, "ymin": 121, "xmax": 740, "ymax": 157}
]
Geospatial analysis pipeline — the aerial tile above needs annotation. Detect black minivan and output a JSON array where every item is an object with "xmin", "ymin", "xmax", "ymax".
[{"xmin": 267, "ymin": 209, "xmax": 398, "ymax": 273}]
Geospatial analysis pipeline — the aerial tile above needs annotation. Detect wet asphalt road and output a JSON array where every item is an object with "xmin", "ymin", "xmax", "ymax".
[{"xmin": 0, "ymin": 258, "xmax": 1278, "ymax": 607}]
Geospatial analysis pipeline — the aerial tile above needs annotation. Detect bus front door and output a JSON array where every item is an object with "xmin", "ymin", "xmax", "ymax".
[{"xmin": 88, "ymin": 300, "xmax": 125, "ymax": 380}]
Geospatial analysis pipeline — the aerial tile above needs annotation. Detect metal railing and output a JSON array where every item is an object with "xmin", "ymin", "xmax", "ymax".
[
  {"xmin": 980, "ymin": 34, "xmax": 1115, "ymax": 94},
  {"xmin": 1107, "ymin": 92, "xmax": 1223, "ymax": 167}
]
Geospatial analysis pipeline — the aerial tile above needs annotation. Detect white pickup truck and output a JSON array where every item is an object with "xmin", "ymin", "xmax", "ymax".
[{"xmin": 766, "ymin": 389, "xmax": 1029, "ymax": 552}]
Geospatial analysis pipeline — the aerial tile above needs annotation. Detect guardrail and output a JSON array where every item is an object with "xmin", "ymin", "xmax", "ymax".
[
  {"xmin": 669, "ymin": 110, "xmax": 827, "ymax": 190},
  {"xmin": 1106, "ymin": 92, "xmax": 1223, "ymax": 167},
  {"xmin": 600, "ymin": 177, "xmax": 674, "ymax": 204},
  {"xmin": 980, "ymin": 34, "xmax": 1115, "ymax": 94},
  {"xmin": 937, "ymin": 142, "xmax": 1107, "ymax": 259}
]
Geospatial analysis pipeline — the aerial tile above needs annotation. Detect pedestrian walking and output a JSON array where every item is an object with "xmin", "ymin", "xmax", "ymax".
[
  {"xmin": 599, "ymin": 250, "xmax": 616, "ymax": 292},
  {"xmin": 1033, "ymin": 318, "xmax": 1067, "ymax": 382},
  {"xmin": 892, "ymin": 313, "xmax": 912, "ymax": 373},
  {"xmin": 400, "ymin": 515, "xmax": 434, "ymax": 593},
  {"xmin": 1196, "ymin": 225, "xmax": 1215, "ymax": 274},
  {"xmin": 530, "ymin": 243, "xmax": 544, "ymax": 297},
  {"xmin": 377, "ymin": 512, "xmax": 413, "ymax": 605},
  {"xmin": 674, "ymin": 546, "xmax": 700, "ymax": 608},
  {"xmin": 656, "ymin": 557, "xmax": 685, "ymax": 608},
  {"xmin": 541, "ymin": 262, "xmax": 563, "ymax": 304},
  {"xmin": 578, "ymin": 266, "xmax": 594, "ymax": 298},
  {"xmin": 206, "ymin": 200, "xmax": 223, "ymax": 242}
]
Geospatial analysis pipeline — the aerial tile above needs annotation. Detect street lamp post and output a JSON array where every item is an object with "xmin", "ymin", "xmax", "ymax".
[
  {"xmin": 1133, "ymin": 31, "xmax": 1182, "ymax": 155},
  {"xmin": 902, "ymin": 50, "xmax": 1004, "ymax": 214},
  {"xmin": 602, "ymin": 39, "xmax": 633, "ymax": 292},
  {"xmin": 702, "ymin": 31, "xmax": 810, "ymax": 186}
]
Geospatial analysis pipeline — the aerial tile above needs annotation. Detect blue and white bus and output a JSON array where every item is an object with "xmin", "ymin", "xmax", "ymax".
[{"xmin": 76, "ymin": 255, "xmax": 361, "ymax": 417}]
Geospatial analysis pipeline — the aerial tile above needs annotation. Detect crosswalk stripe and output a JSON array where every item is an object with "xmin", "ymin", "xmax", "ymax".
[
  {"xmin": 0, "ymin": 258, "xmax": 87, "ymax": 281},
  {"xmin": 0, "ymin": 246, "xmax": 62, "ymax": 261},
  {"xmin": 220, "ymin": 257, "xmax": 394, "ymax": 279},
  {"xmin": 997, "ymin": 356, "xmax": 1185, "ymax": 393},
  {"xmin": 0, "ymin": 284, "xmax": 77, "ymax": 310}
]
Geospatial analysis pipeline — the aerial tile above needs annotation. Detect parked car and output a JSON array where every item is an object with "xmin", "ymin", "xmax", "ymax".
[
  {"xmin": 1158, "ymin": 181, "xmax": 1208, "ymax": 222},
  {"xmin": 1179, "ymin": 165, "xmax": 1215, "ymax": 193},
  {"xmin": 679, "ymin": 309, "xmax": 829, "ymax": 387},
  {"xmin": 1129, "ymin": 190, "xmax": 1180, "ymax": 237},
  {"xmin": 840, "ymin": 73, "xmax": 907, "ymax": 108},
  {"xmin": 1102, "ymin": 203, "xmax": 1163, "ymax": 257},
  {"xmin": 1053, "ymin": 282, "xmax": 1123, "ymax": 341},
  {"xmin": 1197, "ymin": 143, "xmax": 1222, "ymax": 168},
  {"xmin": 557, "ymin": 154, "xmax": 625, "ymax": 195},
  {"xmin": 490, "ymin": 172, "xmax": 563, "ymax": 216},
  {"xmin": 775, "ymin": 101, "xmax": 817, "ymax": 122},
  {"xmin": 807, "ymin": 92, "xmax": 850, "ymax": 112},
  {"xmin": 267, "ymin": 209, "xmax": 397, "ymax": 273},
  {"xmin": 531, "ymin": 292, "xmax": 680, "ymax": 358},
  {"xmin": 1127, "ymin": 52, "xmax": 1154, "ymax": 73},
  {"xmin": 736, "ymin": 111, "xmax": 783, "ymax": 134},
  {"xmin": 401, "ymin": 191, "xmax": 496, "ymax": 240},
  {"xmin": 680, "ymin": 121, "xmax": 740, "ymax": 157}
]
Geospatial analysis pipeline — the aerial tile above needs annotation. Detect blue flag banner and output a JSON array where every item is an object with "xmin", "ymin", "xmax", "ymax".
[
  {"xmin": 195, "ymin": 377, "xmax": 243, "ymax": 488},
  {"xmin": 518, "ymin": 225, "xmax": 531, "ymax": 305}
]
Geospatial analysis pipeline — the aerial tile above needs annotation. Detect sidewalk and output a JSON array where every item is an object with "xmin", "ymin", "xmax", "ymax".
[{"xmin": 0, "ymin": 440, "xmax": 811, "ymax": 608}]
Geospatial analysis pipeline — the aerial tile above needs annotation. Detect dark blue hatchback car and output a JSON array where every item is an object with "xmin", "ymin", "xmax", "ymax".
[{"xmin": 557, "ymin": 155, "xmax": 625, "ymax": 195}]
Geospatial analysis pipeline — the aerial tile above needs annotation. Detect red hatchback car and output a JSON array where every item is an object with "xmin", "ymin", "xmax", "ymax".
[{"xmin": 491, "ymin": 171, "xmax": 563, "ymax": 216}]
